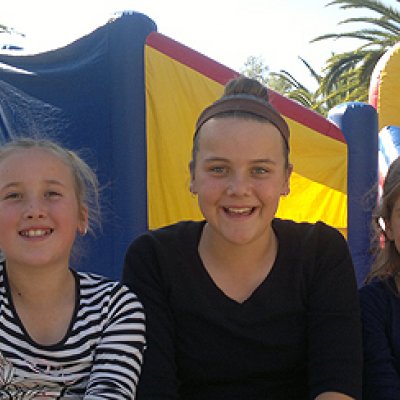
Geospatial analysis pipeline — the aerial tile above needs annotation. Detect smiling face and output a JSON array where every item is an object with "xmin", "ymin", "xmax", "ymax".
[
  {"xmin": 0, "ymin": 148, "xmax": 88, "ymax": 270},
  {"xmin": 190, "ymin": 117, "xmax": 292, "ymax": 247}
]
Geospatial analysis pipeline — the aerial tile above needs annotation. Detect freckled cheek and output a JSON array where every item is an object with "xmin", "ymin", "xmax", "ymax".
[
  {"xmin": 0, "ymin": 206, "xmax": 19, "ymax": 222},
  {"xmin": 0, "ymin": 214, "xmax": 18, "ymax": 245},
  {"xmin": 196, "ymin": 178, "xmax": 228, "ymax": 195},
  {"xmin": 253, "ymin": 181, "xmax": 281, "ymax": 197}
]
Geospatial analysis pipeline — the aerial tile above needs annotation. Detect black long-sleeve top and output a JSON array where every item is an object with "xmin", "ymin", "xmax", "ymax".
[
  {"xmin": 122, "ymin": 219, "xmax": 362, "ymax": 400},
  {"xmin": 359, "ymin": 277, "xmax": 400, "ymax": 399}
]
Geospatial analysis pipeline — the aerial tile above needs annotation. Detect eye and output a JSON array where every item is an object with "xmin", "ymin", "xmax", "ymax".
[
  {"xmin": 209, "ymin": 166, "xmax": 228, "ymax": 175},
  {"xmin": 252, "ymin": 167, "xmax": 268, "ymax": 175},
  {"xmin": 45, "ymin": 191, "xmax": 62, "ymax": 199},
  {"xmin": 3, "ymin": 192, "xmax": 21, "ymax": 200}
]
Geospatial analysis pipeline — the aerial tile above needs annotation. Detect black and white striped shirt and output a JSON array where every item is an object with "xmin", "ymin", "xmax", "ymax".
[{"xmin": 0, "ymin": 262, "xmax": 146, "ymax": 399}]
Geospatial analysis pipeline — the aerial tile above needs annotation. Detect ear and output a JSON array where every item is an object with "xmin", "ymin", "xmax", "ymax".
[
  {"xmin": 189, "ymin": 160, "xmax": 197, "ymax": 194},
  {"xmin": 281, "ymin": 163, "xmax": 293, "ymax": 196},
  {"xmin": 78, "ymin": 205, "xmax": 89, "ymax": 235}
]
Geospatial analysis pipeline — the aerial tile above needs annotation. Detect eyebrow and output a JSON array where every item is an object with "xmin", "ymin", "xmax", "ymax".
[
  {"xmin": 0, "ymin": 182, "xmax": 19, "ymax": 192},
  {"xmin": 249, "ymin": 159, "xmax": 277, "ymax": 165},
  {"xmin": 0, "ymin": 179, "xmax": 66, "ymax": 191},
  {"xmin": 203, "ymin": 157, "xmax": 229, "ymax": 163},
  {"xmin": 203, "ymin": 157, "xmax": 276, "ymax": 164},
  {"xmin": 44, "ymin": 179, "xmax": 65, "ymax": 187}
]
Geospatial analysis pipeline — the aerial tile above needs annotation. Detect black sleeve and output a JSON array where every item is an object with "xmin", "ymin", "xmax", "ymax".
[
  {"xmin": 306, "ymin": 223, "xmax": 362, "ymax": 399},
  {"xmin": 122, "ymin": 234, "xmax": 179, "ymax": 400},
  {"xmin": 359, "ymin": 282, "xmax": 400, "ymax": 399}
]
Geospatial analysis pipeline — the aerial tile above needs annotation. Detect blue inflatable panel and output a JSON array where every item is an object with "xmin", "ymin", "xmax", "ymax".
[
  {"xmin": 0, "ymin": 13, "xmax": 157, "ymax": 279},
  {"xmin": 328, "ymin": 102, "xmax": 378, "ymax": 286}
]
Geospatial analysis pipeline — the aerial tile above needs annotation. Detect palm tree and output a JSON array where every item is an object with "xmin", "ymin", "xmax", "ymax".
[
  {"xmin": 241, "ymin": 55, "xmax": 343, "ymax": 116},
  {"xmin": 269, "ymin": 57, "xmax": 333, "ymax": 115},
  {"xmin": 312, "ymin": 0, "xmax": 400, "ymax": 102}
]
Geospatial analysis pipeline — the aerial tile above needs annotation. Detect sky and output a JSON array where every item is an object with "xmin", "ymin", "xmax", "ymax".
[{"xmin": 1, "ymin": 0, "xmax": 400, "ymax": 89}]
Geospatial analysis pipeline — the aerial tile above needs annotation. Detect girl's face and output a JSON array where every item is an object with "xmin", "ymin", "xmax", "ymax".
[
  {"xmin": 386, "ymin": 194, "xmax": 400, "ymax": 253},
  {"xmin": 0, "ymin": 148, "xmax": 88, "ymax": 270},
  {"xmin": 190, "ymin": 117, "xmax": 292, "ymax": 247}
]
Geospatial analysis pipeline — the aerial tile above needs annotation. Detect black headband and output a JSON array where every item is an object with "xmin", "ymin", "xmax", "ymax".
[{"xmin": 194, "ymin": 95, "xmax": 290, "ymax": 148}]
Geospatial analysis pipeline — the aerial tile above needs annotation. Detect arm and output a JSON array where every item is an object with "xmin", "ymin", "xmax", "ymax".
[
  {"xmin": 307, "ymin": 224, "xmax": 362, "ymax": 399},
  {"xmin": 84, "ymin": 284, "xmax": 146, "ymax": 399},
  {"xmin": 121, "ymin": 236, "xmax": 179, "ymax": 400},
  {"xmin": 359, "ymin": 282, "xmax": 400, "ymax": 399}
]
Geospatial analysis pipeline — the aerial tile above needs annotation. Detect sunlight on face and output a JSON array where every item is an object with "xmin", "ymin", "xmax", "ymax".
[
  {"xmin": 0, "ymin": 148, "xmax": 87, "ymax": 269},
  {"xmin": 190, "ymin": 117, "xmax": 291, "ymax": 246}
]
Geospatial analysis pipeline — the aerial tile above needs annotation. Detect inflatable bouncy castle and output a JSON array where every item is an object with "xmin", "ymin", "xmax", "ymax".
[
  {"xmin": 0, "ymin": 12, "xmax": 383, "ymax": 284},
  {"xmin": 369, "ymin": 43, "xmax": 400, "ymax": 185}
]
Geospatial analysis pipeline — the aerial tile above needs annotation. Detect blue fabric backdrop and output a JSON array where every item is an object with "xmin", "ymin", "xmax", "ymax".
[{"xmin": 0, "ymin": 12, "xmax": 156, "ymax": 279}]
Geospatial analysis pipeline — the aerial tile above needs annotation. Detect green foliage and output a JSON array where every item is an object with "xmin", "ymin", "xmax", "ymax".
[
  {"xmin": 241, "ymin": 0, "xmax": 400, "ymax": 116},
  {"xmin": 240, "ymin": 56, "xmax": 270, "ymax": 85},
  {"xmin": 314, "ymin": 0, "xmax": 400, "ymax": 105},
  {"xmin": 241, "ymin": 55, "xmax": 331, "ymax": 116}
]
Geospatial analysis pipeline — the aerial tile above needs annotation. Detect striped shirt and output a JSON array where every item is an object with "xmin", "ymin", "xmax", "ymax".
[{"xmin": 0, "ymin": 262, "xmax": 145, "ymax": 399}]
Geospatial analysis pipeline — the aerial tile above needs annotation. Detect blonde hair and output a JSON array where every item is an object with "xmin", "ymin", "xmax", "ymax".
[{"xmin": 0, "ymin": 137, "xmax": 101, "ymax": 261}]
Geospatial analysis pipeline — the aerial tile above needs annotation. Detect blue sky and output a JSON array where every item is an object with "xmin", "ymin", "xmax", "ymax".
[{"xmin": 2, "ymin": 0, "xmax": 399, "ymax": 89}]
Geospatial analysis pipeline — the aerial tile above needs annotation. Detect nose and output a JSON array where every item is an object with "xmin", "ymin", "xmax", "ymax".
[
  {"xmin": 226, "ymin": 173, "xmax": 251, "ymax": 196},
  {"xmin": 23, "ymin": 198, "xmax": 47, "ymax": 219}
]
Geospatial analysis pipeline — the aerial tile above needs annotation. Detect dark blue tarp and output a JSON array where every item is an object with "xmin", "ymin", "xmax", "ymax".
[{"xmin": 0, "ymin": 12, "xmax": 157, "ymax": 279}]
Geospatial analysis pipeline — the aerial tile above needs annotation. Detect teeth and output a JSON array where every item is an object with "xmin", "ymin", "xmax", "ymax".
[
  {"xmin": 227, "ymin": 207, "xmax": 252, "ymax": 214},
  {"xmin": 20, "ymin": 229, "xmax": 51, "ymax": 238}
]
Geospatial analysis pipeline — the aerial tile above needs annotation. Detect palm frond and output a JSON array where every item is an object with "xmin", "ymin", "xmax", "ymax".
[{"xmin": 339, "ymin": 17, "xmax": 400, "ymax": 34}]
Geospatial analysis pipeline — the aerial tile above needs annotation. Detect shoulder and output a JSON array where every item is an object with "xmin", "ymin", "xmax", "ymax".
[
  {"xmin": 359, "ymin": 278, "xmax": 396, "ymax": 307},
  {"xmin": 138, "ymin": 220, "xmax": 204, "ymax": 241},
  {"xmin": 75, "ymin": 270, "xmax": 142, "ymax": 304},
  {"xmin": 76, "ymin": 270, "xmax": 118, "ymax": 289},
  {"xmin": 273, "ymin": 218, "xmax": 346, "ymax": 248},
  {"xmin": 273, "ymin": 220, "xmax": 353, "ymax": 286},
  {"xmin": 127, "ymin": 220, "xmax": 205, "ymax": 253},
  {"xmin": 123, "ymin": 221, "xmax": 205, "ymax": 288}
]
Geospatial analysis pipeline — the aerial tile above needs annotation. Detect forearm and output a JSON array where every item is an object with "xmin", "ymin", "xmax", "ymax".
[{"xmin": 86, "ymin": 286, "xmax": 146, "ymax": 399}]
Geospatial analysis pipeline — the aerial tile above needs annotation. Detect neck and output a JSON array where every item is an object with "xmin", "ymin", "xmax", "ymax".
[
  {"xmin": 5, "ymin": 261, "xmax": 74, "ymax": 304},
  {"xmin": 199, "ymin": 223, "xmax": 277, "ymax": 272},
  {"xmin": 198, "ymin": 223, "xmax": 278, "ymax": 303}
]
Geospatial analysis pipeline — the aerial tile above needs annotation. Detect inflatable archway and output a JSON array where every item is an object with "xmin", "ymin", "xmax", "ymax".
[
  {"xmin": 0, "ymin": 12, "xmax": 378, "ymax": 283},
  {"xmin": 369, "ymin": 42, "xmax": 400, "ymax": 228},
  {"xmin": 369, "ymin": 42, "xmax": 400, "ymax": 131}
]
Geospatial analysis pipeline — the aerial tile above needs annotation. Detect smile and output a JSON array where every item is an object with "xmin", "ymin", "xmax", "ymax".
[
  {"xmin": 19, "ymin": 228, "xmax": 53, "ymax": 238},
  {"xmin": 224, "ymin": 207, "xmax": 255, "ymax": 216}
]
